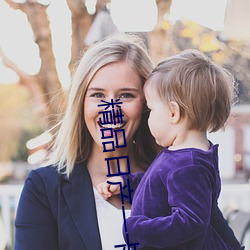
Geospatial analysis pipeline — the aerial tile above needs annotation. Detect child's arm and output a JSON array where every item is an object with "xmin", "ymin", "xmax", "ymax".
[
  {"xmin": 97, "ymin": 172, "xmax": 145, "ymax": 200},
  {"xmin": 97, "ymin": 176, "xmax": 123, "ymax": 200},
  {"xmin": 122, "ymin": 172, "xmax": 144, "ymax": 196}
]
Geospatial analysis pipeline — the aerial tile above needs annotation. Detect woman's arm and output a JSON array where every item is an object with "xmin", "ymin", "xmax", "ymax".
[
  {"xmin": 211, "ymin": 206, "xmax": 245, "ymax": 250},
  {"xmin": 14, "ymin": 170, "xmax": 58, "ymax": 250}
]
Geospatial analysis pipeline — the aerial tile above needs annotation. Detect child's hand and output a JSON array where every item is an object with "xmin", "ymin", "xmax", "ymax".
[{"xmin": 96, "ymin": 176, "xmax": 123, "ymax": 200}]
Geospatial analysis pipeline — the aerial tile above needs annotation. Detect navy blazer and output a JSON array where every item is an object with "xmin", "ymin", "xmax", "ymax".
[
  {"xmin": 14, "ymin": 162, "xmax": 243, "ymax": 250},
  {"xmin": 15, "ymin": 163, "xmax": 102, "ymax": 250}
]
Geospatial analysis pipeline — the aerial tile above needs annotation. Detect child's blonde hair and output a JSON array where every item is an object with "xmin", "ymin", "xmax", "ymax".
[{"xmin": 145, "ymin": 49, "xmax": 236, "ymax": 132}]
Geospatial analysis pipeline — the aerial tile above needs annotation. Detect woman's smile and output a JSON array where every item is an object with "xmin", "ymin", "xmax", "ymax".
[{"xmin": 97, "ymin": 121, "xmax": 127, "ymax": 129}]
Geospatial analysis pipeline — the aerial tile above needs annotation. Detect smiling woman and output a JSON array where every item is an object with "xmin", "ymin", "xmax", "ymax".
[
  {"xmin": 49, "ymin": 34, "xmax": 157, "ymax": 178},
  {"xmin": 14, "ymin": 34, "xmax": 159, "ymax": 250}
]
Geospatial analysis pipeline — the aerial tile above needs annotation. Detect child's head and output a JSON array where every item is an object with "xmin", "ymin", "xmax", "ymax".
[{"xmin": 144, "ymin": 49, "xmax": 236, "ymax": 133}]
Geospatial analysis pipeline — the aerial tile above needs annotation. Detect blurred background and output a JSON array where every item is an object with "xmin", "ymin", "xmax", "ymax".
[{"xmin": 0, "ymin": 0, "xmax": 250, "ymax": 249}]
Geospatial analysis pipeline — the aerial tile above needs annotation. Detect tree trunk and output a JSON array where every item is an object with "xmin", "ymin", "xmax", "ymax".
[
  {"xmin": 4, "ymin": 0, "xmax": 64, "ymax": 126},
  {"xmin": 66, "ymin": 0, "xmax": 93, "ymax": 71}
]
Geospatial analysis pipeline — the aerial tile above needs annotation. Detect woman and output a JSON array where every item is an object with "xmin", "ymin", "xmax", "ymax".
[{"xmin": 14, "ymin": 34, "xmax": 243, "ymax": 250}]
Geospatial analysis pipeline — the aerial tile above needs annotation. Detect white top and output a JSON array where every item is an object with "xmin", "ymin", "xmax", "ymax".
[{"xmin": 93, "ymin": 187, "xmax": 131, "ymax": 250}]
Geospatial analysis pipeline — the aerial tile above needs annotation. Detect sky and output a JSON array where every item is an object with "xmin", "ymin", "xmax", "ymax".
[
  {"xmin": 170, "ymin": 0, "xmax": 227, "ymax": 30},
  {"xmin": 0, "ymin": 0, "xmax": 231, "ymax": 86},
  {"xmin": 0, "ymin": 0, "xmax": 71, "ymax": 87},
  {"xmin": 0, "ymin": 1, "xmax": 39, "ymax": 83}
]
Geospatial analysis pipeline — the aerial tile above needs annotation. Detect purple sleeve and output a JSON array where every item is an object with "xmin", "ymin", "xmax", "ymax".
[
  {"xmin": 124, "ymin": 166, "xmax": 214, "ymax": 248},
  {"xmin": 121, "ymin": 172, "xmax": 144, "ymax": 196}
]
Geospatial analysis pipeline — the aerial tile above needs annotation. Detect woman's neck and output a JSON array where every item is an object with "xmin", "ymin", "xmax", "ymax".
[
  {"xmin": 86, "ymin": 142, "xmax": 141, "ymax": 209},
  {"xmin": 86, "ymin": 142, "xmax": 142, "ymax": 186}
]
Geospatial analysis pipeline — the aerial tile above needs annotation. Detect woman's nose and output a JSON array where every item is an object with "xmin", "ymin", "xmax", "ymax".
[{"xmin": 98, "ymin": 98, "xmax": 124, "ymax": 125}]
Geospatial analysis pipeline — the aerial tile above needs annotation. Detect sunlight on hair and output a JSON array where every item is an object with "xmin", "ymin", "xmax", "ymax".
[
  {"xmin": 27, "ymin": 149, "xmax": 48, "ymax": 164},
  {"xmin": 26, "ymin": 132, "xmax": 52, "ymax": 150}
]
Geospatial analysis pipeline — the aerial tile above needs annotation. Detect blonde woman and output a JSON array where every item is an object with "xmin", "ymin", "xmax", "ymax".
[{"xmin": 14, "ymin": 36, "xmax": 242, "ymax": 250}]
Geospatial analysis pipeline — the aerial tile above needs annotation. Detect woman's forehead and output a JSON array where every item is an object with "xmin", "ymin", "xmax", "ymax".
[{"xmin": 88, "ymin": 61, "xmax": 142, "ymax": 90}]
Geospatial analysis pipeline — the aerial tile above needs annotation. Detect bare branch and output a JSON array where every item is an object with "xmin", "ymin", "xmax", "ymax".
[
  {"xmin": 0, "ymin": 47, "xmax": 29, "ymax": 82},
  {"xmin": 4, "ymin": 0, "xmax": 24, "ymax": 10},
  {"xmin": 0, "ymin": 47, "xmax": 47, "ymax": 114}
]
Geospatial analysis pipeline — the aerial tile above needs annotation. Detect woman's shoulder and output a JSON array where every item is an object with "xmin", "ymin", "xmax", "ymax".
[
  {"xmin": 29, "ymin": 164, "xmax": 61, "ymax": 180},
  {"xmin": 25, "ymin": 164, "xmax": 63, "ymax": 192},
  {"xmin": 34, "ymin": 164, "xmax": 60, "ymax": 175},
  {"xmin": 26, "ymin": 161, "xmax": 86, "ymax": 188}
]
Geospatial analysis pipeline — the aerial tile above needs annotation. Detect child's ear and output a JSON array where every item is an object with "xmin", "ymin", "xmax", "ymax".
[{"xmin": 169, "ymin": 101, "xmax": 180, "ymax": 124}]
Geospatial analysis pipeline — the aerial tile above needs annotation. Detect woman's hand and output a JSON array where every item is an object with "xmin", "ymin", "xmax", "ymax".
[{"xmin": 96, "ymin": 176, "xmax": 123, "ymax": 200}]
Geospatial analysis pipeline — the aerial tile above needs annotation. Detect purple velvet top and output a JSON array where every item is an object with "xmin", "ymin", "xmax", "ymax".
[{"xmin": 123, "ymin": 144, "xmax": 233, "ymax": 249}]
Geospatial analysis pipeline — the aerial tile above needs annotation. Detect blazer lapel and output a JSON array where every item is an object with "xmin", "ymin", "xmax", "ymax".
[{"xmin": 62, "ymin": 163, "xmax": 102, "ymax": 250}]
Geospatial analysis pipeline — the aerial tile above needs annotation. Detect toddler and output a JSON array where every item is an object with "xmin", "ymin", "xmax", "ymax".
[{"xmin": 98, "ymin": 49, "xmax": 236, "ymax": 249}]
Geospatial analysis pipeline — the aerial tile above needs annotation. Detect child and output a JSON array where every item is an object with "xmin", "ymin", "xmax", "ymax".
[{"xmin": 97, "ymin": 49, "xmax": 237, "ymax": 249}]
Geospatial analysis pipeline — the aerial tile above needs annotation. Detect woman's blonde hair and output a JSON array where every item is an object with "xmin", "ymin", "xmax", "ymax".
[
  {"xmin": 145, "ymin": 49, "xmax": 236, "ymax": 132},
  {"xmin": 50, "ymin": 34, "xmax": 159, "ymax": 177}
]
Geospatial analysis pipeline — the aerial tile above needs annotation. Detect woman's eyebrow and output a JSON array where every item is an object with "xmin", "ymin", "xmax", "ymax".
[
  {"xmin": 87, "ymin": 87, "xmax": 140, "ymax": 92},
  {"xmin": 86, "ymin": 87, "xmax": 104, "ymax": 91},
  {"xmin": 119, "ymin": 88, "xmax": 139, "ymax": 92}
]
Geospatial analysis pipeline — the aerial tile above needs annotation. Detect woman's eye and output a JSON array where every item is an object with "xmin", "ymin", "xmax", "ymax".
[
  {"xmin": 120, "ymin": 93, "xmax": 135, "ymax": 98},
  {"xmin": 90, "ymin": 93, "xmax": 104, "ymax": 98}
]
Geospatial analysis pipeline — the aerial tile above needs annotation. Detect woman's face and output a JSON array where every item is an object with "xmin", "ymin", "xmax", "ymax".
[{"xmin": 84, "ymin": 61, "xmax": 144, "ymax": 150}]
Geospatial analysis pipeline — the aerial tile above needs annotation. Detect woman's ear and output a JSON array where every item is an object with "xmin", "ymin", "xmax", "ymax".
[{"xmin": 169, "ymin": 101, "xmax": 180, "ymax": 124}]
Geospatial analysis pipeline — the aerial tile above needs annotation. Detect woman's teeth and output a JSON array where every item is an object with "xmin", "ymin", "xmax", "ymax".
[{"xmin": 100, "ymin": 123, "xmax": 124, "ymax": 129}]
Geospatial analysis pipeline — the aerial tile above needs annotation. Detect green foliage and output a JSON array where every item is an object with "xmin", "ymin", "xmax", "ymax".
[
  {"xmin": 0, "ymin": 84, "xmax": 43, "ymax": 162},
  {"xmin": 160, "ymin": 19, "xmax": 250, "ymax": 104}
]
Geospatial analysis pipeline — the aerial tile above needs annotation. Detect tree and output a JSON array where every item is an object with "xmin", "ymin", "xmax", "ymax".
[
  {"xmin": 3, "ymin": 0, "xmax": 249, "ymax": 124},
  {"xmin": 0, "ymin": 0, "xmax": 172, "ymax": 127},
  {"xmin": 1, "ymin": 0, "xmax": 95, "ymax": 127}
]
